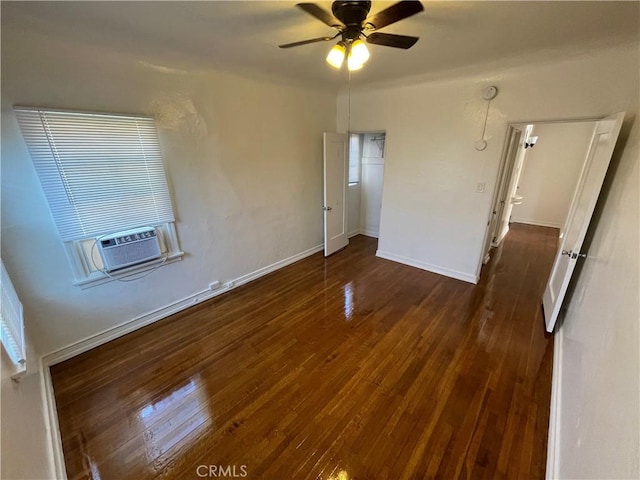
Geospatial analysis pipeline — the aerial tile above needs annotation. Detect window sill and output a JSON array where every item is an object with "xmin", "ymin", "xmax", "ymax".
[{"xmin": 74, "ymin": 252, "xmax": 184, "ymax": 289}]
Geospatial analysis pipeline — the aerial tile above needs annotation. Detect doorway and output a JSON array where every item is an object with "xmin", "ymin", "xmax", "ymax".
[
  {"xmin": 481, "ymin": 119, "xmax": 598, "ymax": 268},
  {"xmin": 347, "ymin": 132, "xmax": 385, "ymax": 239}
]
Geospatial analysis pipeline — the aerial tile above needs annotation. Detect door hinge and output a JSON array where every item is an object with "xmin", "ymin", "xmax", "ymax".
[{"xmin": 562, "ymin": 250, "xmax": 587, "ymax": 259}]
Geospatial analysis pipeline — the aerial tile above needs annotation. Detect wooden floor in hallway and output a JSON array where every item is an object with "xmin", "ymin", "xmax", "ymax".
[{"xmin": 51, "ymin": 223, "xmax": 558, "ymax": 480}]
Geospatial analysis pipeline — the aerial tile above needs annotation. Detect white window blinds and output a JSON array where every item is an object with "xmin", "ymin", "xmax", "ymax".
[
  {"xmin": 15, "ymin": 108, "xmax": 175, "ymax": 241},
  {"xmin": 0, "ymin": 260, "xmax": 26, "ymax": 371}
]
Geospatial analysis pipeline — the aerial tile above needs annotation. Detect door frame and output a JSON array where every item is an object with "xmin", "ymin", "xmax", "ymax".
[
  {"xmin": 347, "ymin": 129, "xmax": 387, "ymax": 240},
  {"xmin": 481, "ymin": 125, "xmax": 524, "ymax": 264},
  {"xmin": 476, "ymin": 116, "xmax": 603, "ymax": 278}
]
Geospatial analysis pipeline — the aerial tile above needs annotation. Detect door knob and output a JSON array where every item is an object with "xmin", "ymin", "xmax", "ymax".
[
  {"xmin": 561, "ymin": 250, "xmax": 572, "ymax": 256},
  {"xmin": 322, "ymin": 206, "xmax": 332, "ymax": 211}
]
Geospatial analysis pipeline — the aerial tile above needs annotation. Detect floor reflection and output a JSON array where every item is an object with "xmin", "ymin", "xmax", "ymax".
[
  {"xmin": 328, "ymin": 469, "xmax": 350, "ymax": 480},
  {"xmin": 343, "ymin": 281, "xmax": 354, "ymax": 321},
  {"xmin": 137, "ymin": 375, "xmax": 212, "ymax": 464}
]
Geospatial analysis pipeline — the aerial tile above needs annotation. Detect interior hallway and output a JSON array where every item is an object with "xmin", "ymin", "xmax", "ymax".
[{"xmin": 51, "ymin": 223, "xmax": 558, "ymax": 480}]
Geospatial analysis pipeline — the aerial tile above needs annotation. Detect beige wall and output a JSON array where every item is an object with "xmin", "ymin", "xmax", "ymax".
[
  {"xmin": 347, "ymin": 184, "xmax": 362, "ymax": 237},
  {"xmin": 1, "ymin": 7, "xmax": 638, "ymax": 480},
  {"xmin": 338, "ymin": 45, "xmax": 639, "ymax": 477},
  {"xmin": 1, "ymin": 28, "xmax": 336, "ymax": 356},
  {"xmin": 0, "ymin": 28, "xmax": 335, "ymax": 477},
  {"xmin": 1, "ymin": 343, "xmax": 54, "ymax": 480},
  {"xmin": 338, "ymin": 46, "xmax": 638, "ymax": 284},
  {"xmin": 555, "ymin": 117, "xmax": 639, "ymax": 479}
]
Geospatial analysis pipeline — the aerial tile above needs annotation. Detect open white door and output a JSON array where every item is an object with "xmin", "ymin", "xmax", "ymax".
[
  {"xmin": 486, "ymin": 127, "xmax": 524, "ymax": 257},
  {"xmin": 323, "ymin": 132, "xmax": 349, "ymax": 256},
  {"xmin": 543, "ymin": 112, "xmax": 625, "ymax": 332},
  {"xmin": 496, "ymin": 125, "xmax": 533, "ymax": 246}
]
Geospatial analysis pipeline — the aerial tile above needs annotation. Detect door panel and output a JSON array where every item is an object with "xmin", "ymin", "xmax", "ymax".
[
  {"xmin": 323, "ymin": 133, "xmax": 348, "ymax": 256},
  {"xmin": 497, "ymin": 126, "xmax": 531, "ymax": 245},
  {"xmin": 542, "ymin": 112, "xmax": 625, "ymax": 332},
  {"xmin": 493, "ymin": 128, "xmax": 523, "ymax": 247}
]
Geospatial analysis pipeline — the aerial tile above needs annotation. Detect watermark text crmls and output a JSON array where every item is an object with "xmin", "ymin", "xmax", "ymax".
[{"xmin": 196, "ymin": 465, "xmax": 248, "ymax": 478}]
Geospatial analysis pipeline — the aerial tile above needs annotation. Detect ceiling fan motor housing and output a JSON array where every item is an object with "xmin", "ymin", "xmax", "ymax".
[
  {"xmin": 332, "ymin": 1, "xmax": 372, "ymax": 26},
  {"xmin": 279, "ymin": 1, "xmax": 422, "ymax": 52}
]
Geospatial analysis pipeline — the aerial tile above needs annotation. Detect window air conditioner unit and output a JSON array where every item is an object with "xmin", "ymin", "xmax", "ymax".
[{"xmin": 97, "ymin": 227, "xmax": 162, "ymax": 272}]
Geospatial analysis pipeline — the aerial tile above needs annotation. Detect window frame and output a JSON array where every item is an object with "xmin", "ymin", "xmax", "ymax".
[
  {"xmin": 348, "ymin": 133, "xmax": 363, "ymax": 186},
  {"xmin": 15, "ymin": 106, "xmax": 183, "ymax": 287},
  {"xmin": 0, "ymin": 260, "xmax": 26, "ymax": 376}
]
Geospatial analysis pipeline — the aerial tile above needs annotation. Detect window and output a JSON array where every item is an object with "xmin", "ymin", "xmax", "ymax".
[
  {"xmin": 15, "ymin": 107, "xmax": 182, "ymax": 286},
  {"xmin": 348, "ymin": 133, "xmax": 361, "ymax": 185},
  {"xmin": 1, "ymin": 260, "xmax": 26, "ymax": 378}
]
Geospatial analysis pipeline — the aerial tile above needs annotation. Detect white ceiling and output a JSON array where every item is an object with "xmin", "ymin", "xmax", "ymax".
[{"xmin": 2, "ymin": 1, "xmax": 638, "ymax": 90}]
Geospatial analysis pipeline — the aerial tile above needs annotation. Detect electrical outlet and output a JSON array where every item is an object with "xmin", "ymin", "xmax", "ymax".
[
  {"xmin": 209, "ymin": 281, "xmax": 220, "ymax": 291},
  {"xmin": 224, "ymin": 281, "xmax": 235, "ymax": 289},
  {"xmin": 476, "ymin": 182, "xmax": 486, "ymax": 193}
]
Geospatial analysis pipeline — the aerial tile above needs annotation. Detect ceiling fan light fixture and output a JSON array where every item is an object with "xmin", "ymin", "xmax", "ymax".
[
  {"xmin": 350, "ymin": 39, "xmax": 370, "ymax": 64},
  {"xmin": 326, "ymin": 42, "xmax": 347, "ymax": 69},
  {"xmin": 282, "ymin": 1, "xmax": 424, "ymax": 71},
  {"xmin": 347, "ymin": 55, "xmax": 364, "ymax": 71}
]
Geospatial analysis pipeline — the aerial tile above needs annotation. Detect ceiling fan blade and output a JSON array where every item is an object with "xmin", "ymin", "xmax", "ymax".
[
  {"xmin": 365, "ymin": 1, "xmax": 424, "ymax": 30},
  {"xmin": 296, "ymin": 3, "xmax": 345, "ymax": 29},
  {"xmin": 279, "ymin": 35, "xmax": 337, "ymax": 49},
  {"xmin": 366, "ymin": 32, "xmax": 419, "ymax": 49}
]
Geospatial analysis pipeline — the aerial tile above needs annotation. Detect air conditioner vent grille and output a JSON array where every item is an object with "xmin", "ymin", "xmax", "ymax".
[{"xmin": 98, "ymin": 227, "xmax": 161, "ymax": 272}]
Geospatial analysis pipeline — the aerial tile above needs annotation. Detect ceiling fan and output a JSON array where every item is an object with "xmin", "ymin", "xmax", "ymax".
[{"xmin": 279, "ymin": 1, "xmax": 424, "ymax": 70}]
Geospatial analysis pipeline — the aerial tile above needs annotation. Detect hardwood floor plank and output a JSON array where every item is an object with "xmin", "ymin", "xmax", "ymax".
[{"xmin": 51, "ymin": 224, "xmax": 556, "ymax": 479}]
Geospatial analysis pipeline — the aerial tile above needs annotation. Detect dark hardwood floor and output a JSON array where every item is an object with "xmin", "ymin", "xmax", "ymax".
[{"xmin": 51, "ymin": 223, "xmax": 558, "ymax": 480}]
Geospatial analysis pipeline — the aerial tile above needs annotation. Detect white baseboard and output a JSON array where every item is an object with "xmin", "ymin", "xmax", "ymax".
[
  {"xmin": 39, "ymin": 242, "xmax": 323, "ymax": 479},
  {"xmin": 43, "ymin": 243, "xmax": 323, "ymax": 366},
  {"xmin": 494, "ymin": 225, "xmax": 509, "ymax": 246},
  {"xmin": 546, "ymin": 329, "xmax": 563, "ymax": 479},
  {"xmin": 511, "ymin": 218, "xmax": 562, "ymax": 229},
  {"xmin": 360, "ymin": 227, "xmax": 379, "ymax": 238},
  {"xmin": 375, "ymin": 250, "xmax": 478, "ymax": 284},
  {"xmin": 40, "ymin": 356, "xmax": 67, "ymax": 479},
  {"xmin": 44, "ymin": 287, "xmax": 229, "ymax": 366},
  {"xmin": 347, "ymin": 228, "xmax": 379, "ymax": 239},
  {"xmin": 230, "ymin": 244, "xmax": 324, "ymax": 289}
]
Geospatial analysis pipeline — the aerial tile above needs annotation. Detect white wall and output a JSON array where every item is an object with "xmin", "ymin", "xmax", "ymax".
[
  {"xmin": 512, "ymin": 122, "xmax": 596, "ymax": 229},
  {"xmin": 1, "ymin": 341, "xmax": 54, "ymax": 480},
  {"xmin": 360, "ymin": 133, "xmax": 385, "ymax": 237},
  {"xmin": 1, "ymin": 27, "xmax": 336, "ymax": 355},
  {"xmin": 555, "ymin": 115, "xmax": 639, "ymax": 480},
  {"xmin": 338, "ymin": 45, "xmax": 639, "ymax": 284},
  {"xmin": 339, "ymin": 44, "xmax": 639, "ymax": 477},
  {"xmin": 347, "ymin": 184, "xmax": 361, "ymax": 237}
]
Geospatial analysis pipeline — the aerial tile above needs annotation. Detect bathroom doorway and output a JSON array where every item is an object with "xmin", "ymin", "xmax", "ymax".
[{"xmin": 481, "ymin": 119, "xmax": 599, "ymax": 268}]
